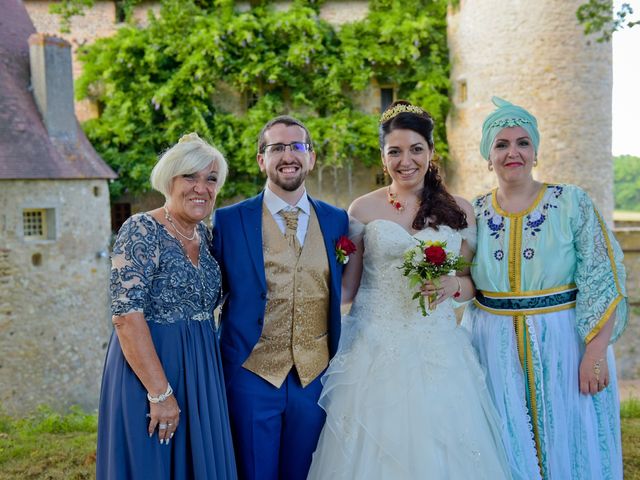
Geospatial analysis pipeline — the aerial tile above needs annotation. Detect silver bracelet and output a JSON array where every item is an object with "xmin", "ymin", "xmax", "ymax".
[{"xmin": 147, "ymin": 383, "xmax": 173, "ymax": 403}]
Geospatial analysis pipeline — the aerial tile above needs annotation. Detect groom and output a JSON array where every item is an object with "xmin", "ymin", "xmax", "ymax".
[{"xmin": 211, "ymin": 115, "xmax": 348, "ymax": 480}]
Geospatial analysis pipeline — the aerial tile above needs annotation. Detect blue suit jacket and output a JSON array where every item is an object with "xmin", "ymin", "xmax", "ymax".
[{"xmin": 211, "ymin": 192, "xmax": 349, "ymax": 383}]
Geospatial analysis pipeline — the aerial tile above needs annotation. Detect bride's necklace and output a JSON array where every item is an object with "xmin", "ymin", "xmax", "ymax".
[
  {"xmin": 163, "ymin": 206, "xmax": 198, "ymax": 244},
  {"xmin": 387, "ymin": 187, "xmax": 405, "ymax": 213}
]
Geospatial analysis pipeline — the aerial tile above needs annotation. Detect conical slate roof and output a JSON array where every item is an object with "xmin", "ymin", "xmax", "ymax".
[{"xmin": 0, "ymin": 0, "xmax": 116, "ymax": 180}]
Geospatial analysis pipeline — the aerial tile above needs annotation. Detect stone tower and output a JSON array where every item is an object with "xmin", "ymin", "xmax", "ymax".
[{"xmin": 446, "ymin": 0, "xmax": 613, "ymax": 221}]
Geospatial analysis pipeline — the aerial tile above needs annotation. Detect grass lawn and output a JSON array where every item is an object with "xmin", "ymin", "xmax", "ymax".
[
  {"xmin": 1, "ymin": 401, "xmax": 640, "ymax": 479},
  {"xmin": 0, "ymin": 407, "xmax": 97, "ymax": 480},
  {"xmin": 622, "ymin": 399, "xmax": 640, "ymax": 479}
]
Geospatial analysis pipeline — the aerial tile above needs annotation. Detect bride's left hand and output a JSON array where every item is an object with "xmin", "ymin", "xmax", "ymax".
[{"xmin": 420, "ymin": 275, "xmax": 459, "ymax": 305}]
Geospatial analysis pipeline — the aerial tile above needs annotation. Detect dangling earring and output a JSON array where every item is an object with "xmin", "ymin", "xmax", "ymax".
[
  {"xmin": 533, "ymin": 159, "xmax": 538, "ymax": 167},
  {"xmin": 381, "ymin": 164, "xmax": 390, "ymax": 185},
  {"xmin": 487, "ymin": 161, "xmax": 494, "ymax": 172}
]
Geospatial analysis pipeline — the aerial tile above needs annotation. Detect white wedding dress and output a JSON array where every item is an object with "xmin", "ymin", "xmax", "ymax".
[{"xmin": 308, "ymin": 219, "xmax": 512, "ymax": 480}]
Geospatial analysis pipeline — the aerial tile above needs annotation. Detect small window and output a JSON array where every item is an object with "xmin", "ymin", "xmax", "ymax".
[
  {"xmin": 246, "ymin": 91, "xmax": 259, "ymax": 110},
  {"xmin": 22, "ymin": 208, "xmax": 56, "ymax": 241},
  {"xmin": 93, "ymin": 186, "xmax": 101, "ymax": 197},
  {"xmin": 380, "ymin": 87, "xmax": 394, "ymax": 112},
  {"xmin": 32, "ymin": 253, "xmax": 43, "ymax": 267},
  {"xmin": 23, "ymin": 209, "xmax": 47, "ymax": 239},
  {"xmin": 457, "ymin": 79, "xmax": 468, "ymax": 103},
  {"xmin": 115, "ymin": 1, "xmax": 127, "ymax": 23}
]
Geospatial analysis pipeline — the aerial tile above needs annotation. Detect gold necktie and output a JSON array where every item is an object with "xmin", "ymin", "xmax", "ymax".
[{"xmin": 280, "ymin": 208, "xmax": 301, "ymax": 254}]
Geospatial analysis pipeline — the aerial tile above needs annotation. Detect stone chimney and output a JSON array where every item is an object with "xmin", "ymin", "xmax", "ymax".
[{"xmin": 28, "ymin": 33, "xmax": 77, "ymax": 143}]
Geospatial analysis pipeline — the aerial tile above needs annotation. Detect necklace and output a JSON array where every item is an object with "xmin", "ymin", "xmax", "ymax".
[
  {"xmin": 163, "ymin": 206, "xmax": 198, "ymax": 243},
  {"xmin": 387, "ymin": 187, "xmax": 405, "ymax": 212}
]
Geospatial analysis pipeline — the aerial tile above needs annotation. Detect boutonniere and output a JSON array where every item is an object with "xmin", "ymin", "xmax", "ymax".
[{"xmin": 335, "ymin": 235, "xmax": 357, "ymax": 265}]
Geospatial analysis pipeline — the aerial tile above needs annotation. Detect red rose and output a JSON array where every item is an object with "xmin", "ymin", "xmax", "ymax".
[
  {"xmin": 424, "ymin": 245, "xmax": 447, "ymax": 266},
  {"xmin": 336, "ymin": 236, "xmax": 357, "ymax": 255},
  {"xmin": 335, "ymin": 236, "xmax": 357, "ymax": 264}
]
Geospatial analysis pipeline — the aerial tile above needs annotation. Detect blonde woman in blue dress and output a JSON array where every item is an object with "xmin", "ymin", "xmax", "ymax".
[{"xmin": 462, "ymin": 97, "xmax": 628, "ymax": 479}]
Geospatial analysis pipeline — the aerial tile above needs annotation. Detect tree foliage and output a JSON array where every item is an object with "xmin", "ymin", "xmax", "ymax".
[
  {"xmin": 73, "ymin": 0, "xmax": 450, "ymax": 199},
  {"xmin": 614, "ymin": 155, "xmax": 640, "ymax": 211},
  {"xmin": 576, "ymin": 1, "xmax": 639, "ymax": 42}
]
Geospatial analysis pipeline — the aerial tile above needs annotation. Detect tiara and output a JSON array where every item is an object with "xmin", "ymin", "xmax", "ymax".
[
  {"xmin": 380, "ymin": 104, "xmax": 426, "ymax": 124},
  {"xmin": 489, "ymin": 118, "xmax": 532, "ymax": 129}
]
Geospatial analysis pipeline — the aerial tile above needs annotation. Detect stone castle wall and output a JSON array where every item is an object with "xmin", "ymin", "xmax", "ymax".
[
  {"xmin": 446, "ymin": 0, "xmax": 613, "ymax": 222},
  {"xmin": 0, "ymin": 179, "xmax": 112, "ymax": 413}
]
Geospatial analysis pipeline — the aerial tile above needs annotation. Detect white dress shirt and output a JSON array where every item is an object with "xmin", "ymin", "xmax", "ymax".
[{"xmin": 263, "ymin": 186, "xmax": 311, "ymax": 247}]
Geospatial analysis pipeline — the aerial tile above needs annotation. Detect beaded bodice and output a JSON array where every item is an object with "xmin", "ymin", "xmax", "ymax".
[
  {"xmin": 110, "ymin": 214, "xmax": 222, "ymax": 325},
  {"xmin": 348, "ymin": 220, "xmax": 466, "ymax": 332}
]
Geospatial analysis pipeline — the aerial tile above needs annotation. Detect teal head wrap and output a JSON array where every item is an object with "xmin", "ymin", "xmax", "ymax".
[{"xmin": 479, "ymin": 97, "xmax": 540, "ymax": 160}]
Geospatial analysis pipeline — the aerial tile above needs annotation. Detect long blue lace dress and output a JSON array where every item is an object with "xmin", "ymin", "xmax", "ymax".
[{"xmin": 96, "ymin": 213, "xmax": 237, "ymax": 480}]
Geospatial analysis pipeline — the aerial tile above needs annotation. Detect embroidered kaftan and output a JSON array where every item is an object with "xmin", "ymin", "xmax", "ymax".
[{"xmin": 463, "ymin": 184, "xmax": 627, "ymax": 480}]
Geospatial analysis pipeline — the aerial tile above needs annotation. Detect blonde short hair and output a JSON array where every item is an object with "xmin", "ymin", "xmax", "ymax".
[{"xmin": 150, "ymin": 132, "xmax": 228, "ymax": 199}]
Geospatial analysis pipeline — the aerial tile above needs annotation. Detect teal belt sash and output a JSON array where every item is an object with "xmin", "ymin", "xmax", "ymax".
[{"xmin": 474, "ymin": 285, "xmax": 578, "ymax": 316}]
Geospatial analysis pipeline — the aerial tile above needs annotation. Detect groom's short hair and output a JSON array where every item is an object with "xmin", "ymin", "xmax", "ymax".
[{"xmin": 258, "ymin": 115, "xmax": 313, "ymax": 153}]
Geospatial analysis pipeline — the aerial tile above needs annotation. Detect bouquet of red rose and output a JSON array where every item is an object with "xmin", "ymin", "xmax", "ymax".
[{"xmin": 399, "ymin": 240, "xmax": 471, "ymax": 316}]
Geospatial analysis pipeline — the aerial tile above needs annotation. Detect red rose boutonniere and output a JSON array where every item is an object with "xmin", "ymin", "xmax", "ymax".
[{"xmin": 335, "ymin": 236, "xmax": 357, "ymax": 265}]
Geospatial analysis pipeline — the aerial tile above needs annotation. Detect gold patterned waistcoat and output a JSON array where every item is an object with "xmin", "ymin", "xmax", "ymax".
[{"xmin": 242, "ymin": 205, "xmax": 330, "ymax": 388}]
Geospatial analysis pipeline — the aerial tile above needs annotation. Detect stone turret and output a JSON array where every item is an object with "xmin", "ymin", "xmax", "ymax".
[{"xmin": 446, "ymin": 0, "xmax": 613, "ymax": 222}]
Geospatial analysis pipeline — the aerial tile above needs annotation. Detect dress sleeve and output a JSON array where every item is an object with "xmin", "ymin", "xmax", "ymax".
[
  {"xmin": 572, "ymin": 189, "xmax": 628, "ymax": 344},
  {"xmin": 110, "ymin": 215, "xmax": 160, "ymax": 317},
  {"xmin": 348, "ymin": 216, "xmax": 366, "ymax": 243},
  {"xmin": 458, "ymin": 225, "xmax": 478, "ymax": 252}
]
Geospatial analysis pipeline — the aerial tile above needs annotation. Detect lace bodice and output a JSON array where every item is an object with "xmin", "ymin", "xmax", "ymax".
[
  {"xmin": 348, "ymin": 219, "xmax": 468, "ymax": 332},
  {"xmin": 110, "ymin": 214, "xmax": 222, "ymax": 325}
]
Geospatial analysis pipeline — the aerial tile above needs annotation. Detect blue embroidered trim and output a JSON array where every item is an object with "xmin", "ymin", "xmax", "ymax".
[{"xmin": 476, "ymin": 288, "xmax": 578, "ymax": 313}]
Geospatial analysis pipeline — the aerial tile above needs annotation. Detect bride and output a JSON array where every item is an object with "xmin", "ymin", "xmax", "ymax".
[{"xmin": 307, "ymin": 101, "xmax": 511, "ymax": 479}]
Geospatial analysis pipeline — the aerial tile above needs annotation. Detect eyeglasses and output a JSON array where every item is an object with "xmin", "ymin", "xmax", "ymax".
[{"xmin": 261, "ymin": 142, "xmax": 313, "ymax": 155}]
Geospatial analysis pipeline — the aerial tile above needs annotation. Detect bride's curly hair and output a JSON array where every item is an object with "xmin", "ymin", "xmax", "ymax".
[{"xmin": 379, "ymin": 101, "xmax": 468, "ymax": 231}]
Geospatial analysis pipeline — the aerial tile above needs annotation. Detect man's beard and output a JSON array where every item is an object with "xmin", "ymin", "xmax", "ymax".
[{"xmin": 270, "ymin": 162, "xmax": 308, "ymax": 191}]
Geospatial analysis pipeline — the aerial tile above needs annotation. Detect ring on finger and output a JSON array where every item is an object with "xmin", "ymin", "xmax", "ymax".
[{"xmin": 159, "ymin": 423, "xmax": 168, "ymax": 430}]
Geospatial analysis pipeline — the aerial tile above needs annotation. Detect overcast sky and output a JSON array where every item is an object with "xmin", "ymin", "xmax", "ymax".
[{"xmin": 612, "ymin": 3, "xmax": 640, "ymax": 157}]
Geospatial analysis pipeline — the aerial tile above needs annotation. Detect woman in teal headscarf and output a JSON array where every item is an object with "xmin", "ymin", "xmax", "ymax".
[{"xmin": 462, "ymin": 97, "xmax": 627, "ymax": 480}]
